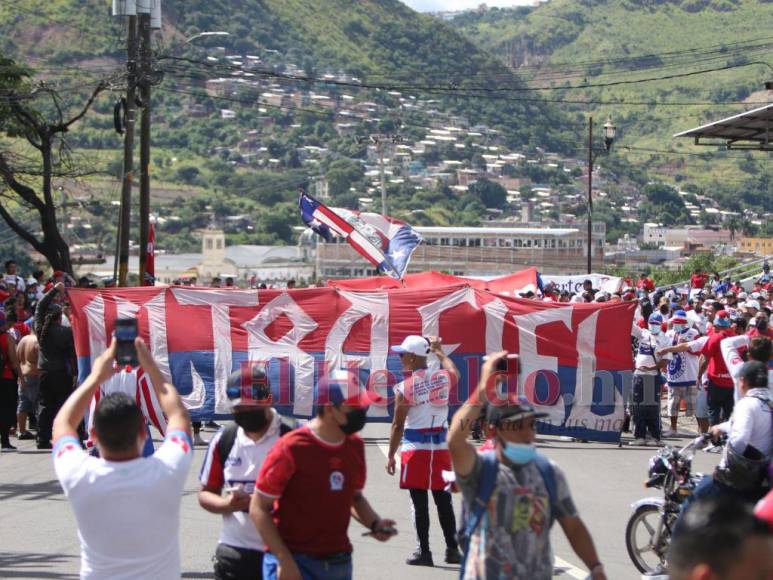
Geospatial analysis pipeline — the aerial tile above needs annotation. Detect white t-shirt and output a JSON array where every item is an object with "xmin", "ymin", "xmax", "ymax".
[
  {"xmin": 394, "ymin": 369, "xmax": 451, "ymax": 431},
  {"xmin": 53, "ymin": 431, "xmax": 193, "ymax": 580},
  {"xmin": 4, "ymin": 273, "xmax": 25, "ymax": 291},
  {"xmin": 631, "ymin": 326, "xmax": 672, "ymax": 376},
  {"xmin": 665, "ymin": 328, "xmax": 702, "ymax": 386},
  {"xmin": 199, "ymin": 410, "xmax": 282, "ymax": 550}
]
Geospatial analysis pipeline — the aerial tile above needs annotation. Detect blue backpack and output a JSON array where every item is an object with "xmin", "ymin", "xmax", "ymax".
[{"xmin": 458, "ymin": 450, "xmax": 558, "ymax": 576}]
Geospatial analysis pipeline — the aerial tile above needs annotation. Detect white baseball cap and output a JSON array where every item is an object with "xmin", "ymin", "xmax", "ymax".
[
  {"xmin": 744, "ymin": 299, "xmax": 761, "ymax": 311},
  {"xmin": 391, "ymin": 335, "xmax": 430, "ymax": 357}
]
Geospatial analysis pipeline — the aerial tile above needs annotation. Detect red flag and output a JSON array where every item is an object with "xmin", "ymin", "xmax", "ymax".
[{"xmin": 143, "ymin": 223, "xmax": 155, "ymax": 286}]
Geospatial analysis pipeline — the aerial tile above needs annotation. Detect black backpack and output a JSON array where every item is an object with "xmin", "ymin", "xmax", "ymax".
[{"xmin": 217, "ymin": 414, "xmax": 296, "ymax": 462}]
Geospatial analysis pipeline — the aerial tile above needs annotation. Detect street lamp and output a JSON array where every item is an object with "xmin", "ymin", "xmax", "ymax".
[
  {"xmin": 603, "ymin": 117, "xmax": 616, "ymax": 151},
  {"xmin": 587, "ymin": 116, "xmax": 616, "ymax": 274}
]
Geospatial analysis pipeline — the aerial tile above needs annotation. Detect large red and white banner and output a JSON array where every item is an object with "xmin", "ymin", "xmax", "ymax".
[{"xmin": 68, "ymin": 284, "xmax": 636, "ymax": 441}]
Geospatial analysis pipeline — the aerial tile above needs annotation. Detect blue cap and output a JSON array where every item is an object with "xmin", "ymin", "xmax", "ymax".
[
  {"xmin": 713, "ymin": 311, "xmax": 731, "ymax": 328},
  {"xmin": 648, "ymin": 313, "xmax": 663, "ymax": 324},
  {"xmin": 225, "ymin": 364, "xmax": 271, "ymax": 407}
]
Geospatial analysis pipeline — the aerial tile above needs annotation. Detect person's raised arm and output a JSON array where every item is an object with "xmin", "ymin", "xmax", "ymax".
[
  {"xmin": 429, "ymin": 335, "xmax": 460, "ymax": 382},
  {"xmin": 35, "ymin": 282, "xmax": 62, "ymax": 334},
  {"xmin": 134, "ymin": 337, "xmax": 190, "ymax": 438},
  {"xmin": 53, "ymin": 338, "xmax": 118, "ymax": 442},
  {"xmin": 448, "ymin": 351, "xmax": 506, "ymax": 478},
  {"xmin": 720, "ymin": 334, "xmax": 750, "ymax": 380}
]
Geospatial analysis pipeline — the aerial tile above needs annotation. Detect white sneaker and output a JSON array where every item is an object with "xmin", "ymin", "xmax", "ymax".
[
  {"xmin": 651, "ymin": 439, "xmax": 664, "ymax": 447},
  {"xmin": 193, "ymin": 433, "xmax": 208, "ymax": 446},
  {"xmin": 629, "ymin": 438, "xmax": 647, "ymax": 446},
  {"xmin": 662, "ymin": 429, "xmax": 678, "ymax": 438}
]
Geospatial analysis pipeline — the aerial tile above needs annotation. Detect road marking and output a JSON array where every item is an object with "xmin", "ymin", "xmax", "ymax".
[
  {"xmin": 374, "ymin": 439, "xmax": 587, "ymax": 578},
  {"xmin": 553, "ymin": 556, "xmax": 587, "ymax": 578}
]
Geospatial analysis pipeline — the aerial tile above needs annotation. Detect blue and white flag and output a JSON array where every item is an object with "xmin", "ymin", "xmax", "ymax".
[{"xmin": 299, "ymin": 192, "xmax": 421, "ymax": 279}]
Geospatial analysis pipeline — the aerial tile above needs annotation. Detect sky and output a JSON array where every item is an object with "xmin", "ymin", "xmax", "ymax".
[{"xmin": 400, "ymin": 0, "xmax": 536, "ymax": 11}]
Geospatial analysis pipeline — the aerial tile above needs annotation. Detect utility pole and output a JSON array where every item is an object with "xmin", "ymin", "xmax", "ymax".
[
  {"xmin": 377, "ymin": 141, "xmax": 388, "ymax": 215},
  {"xmin": 365, "ymin": 133, "xmax": 401, "ymax": 215},
  {"xmin": 587, "ymin": 116, "xmax": 593, "ymax": 275},
  {"xmin": 138, "ymin": 7, "xmax": 152, "ymax": 285},
  {"xmin": 117, "ymin": 14, "xmax": 138, "ymax": 287}
]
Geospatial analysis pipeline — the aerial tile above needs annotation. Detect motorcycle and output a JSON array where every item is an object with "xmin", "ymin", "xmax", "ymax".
[{"xmin": 625, "ymin": 435, "xmax": 709, "ymax": 574}]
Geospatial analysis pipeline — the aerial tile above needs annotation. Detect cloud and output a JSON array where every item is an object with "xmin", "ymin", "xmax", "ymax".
[{"xmin": 401, "ymin": 0, "xmax": 535, "ymax": 11}]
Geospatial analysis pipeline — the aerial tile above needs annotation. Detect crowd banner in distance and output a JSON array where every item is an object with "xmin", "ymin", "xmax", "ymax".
[{"xmin": 68, "ymin": 284, "xmax": 636, "ymax": 442}]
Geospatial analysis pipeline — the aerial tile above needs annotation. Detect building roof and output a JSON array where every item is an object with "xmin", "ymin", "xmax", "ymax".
[
  {"xmin": 415, "ymin": 226, "xmax": 579, "ymax": 237},
  {"xmin": 674, "ymin": 103, "xmax": 773, "ymax": 150},
  {"xmin": 156, "ymin": 254, "xmax": 202, "ymax": 270},
  {"xmin": 224, "ymin": 245, "xmax": 302, "ymax": 268}
]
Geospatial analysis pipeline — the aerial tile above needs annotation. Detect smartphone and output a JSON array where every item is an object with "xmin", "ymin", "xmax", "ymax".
[
  {"xmin": 361, "ymin": 526, "xmax": 398, "ymax": 537},
  {"xmin": 483, "ymin": 354, "xmax": 519, "ymax": 376},
  {"xmin": 114, "ymin": 317, "xmax": 139, "ymax": 366}
]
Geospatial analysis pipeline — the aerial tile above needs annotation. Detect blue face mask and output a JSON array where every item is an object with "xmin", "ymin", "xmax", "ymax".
[
  {"xmin": 672, "ymin": 324, "xmax": 686, "ymax": 333},
  {"xmin": 648, "ymin": 324, "xmax": 662, "ymax": 335},
  {"xmin": 501, "ymin": 441, "xmax": 537, "ymax": 465}
]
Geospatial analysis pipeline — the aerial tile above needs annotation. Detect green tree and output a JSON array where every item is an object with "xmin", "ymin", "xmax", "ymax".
[
  {"xmin": 0, "ymin": 56, "xmax": 108, "ymax": 273},
  {"xmin": 469, "ymin": 178, "xmax": 507, "ymax": 209}
]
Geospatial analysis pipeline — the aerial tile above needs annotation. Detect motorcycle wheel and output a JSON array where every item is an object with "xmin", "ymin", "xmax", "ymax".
[{"xmin": 625, "ymin": 503, "xmax": 670, "ymax": 574}]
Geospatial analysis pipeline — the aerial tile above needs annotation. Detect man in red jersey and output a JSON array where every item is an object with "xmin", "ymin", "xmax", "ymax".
[
  {"xmin": 250, "ymin": 370, "xmax": 396, "ymax": 580},
  {"xmin": 700, "ymin": 311, "xmax": 737, "ymax": 425}
]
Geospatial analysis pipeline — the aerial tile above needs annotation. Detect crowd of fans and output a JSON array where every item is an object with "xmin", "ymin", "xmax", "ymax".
[{"xmin": 1, "ymin": 259, "xmax": 771, "ymax": 579}]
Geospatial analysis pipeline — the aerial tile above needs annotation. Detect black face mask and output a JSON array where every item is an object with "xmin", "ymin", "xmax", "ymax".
[
  {"xmin": 757, "ymin": 320, "xmax": 769, "ymax": 332},
  {"xmin": 234, "ymin": 409, "xmax": 269, "ymax": 433},
  {"xmin": 338, "ymin": 408, "xmax": 368, "ymax": 435}
]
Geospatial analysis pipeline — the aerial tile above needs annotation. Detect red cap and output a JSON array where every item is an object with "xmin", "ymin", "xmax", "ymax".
[{"xmin": 318, "ymin": 369, "xmax": 383, "ymax": 409}]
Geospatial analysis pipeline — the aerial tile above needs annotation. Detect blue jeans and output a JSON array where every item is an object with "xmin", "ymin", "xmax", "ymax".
[
  {"xmin": 263, "ymin": 552, "xmax": 352, "ymax": 580},
  {"xmin": 706, "ymin": 382, "xmax": 734, "ymax": 426}
]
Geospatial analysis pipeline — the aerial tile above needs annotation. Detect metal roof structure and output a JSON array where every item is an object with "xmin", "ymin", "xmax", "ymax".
[
  {"xmin": 415, "ymin": 226, "xmax": 579, "ymax": 236},
  {"xmin": 674, "ymin": 103, "xmax": 773, "ymax": 150}
]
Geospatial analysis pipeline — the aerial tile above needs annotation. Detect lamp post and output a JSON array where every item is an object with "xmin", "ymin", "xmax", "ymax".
[{"xmin": 586, "ymin": 116, "xmax": 616, "ymax": 274}]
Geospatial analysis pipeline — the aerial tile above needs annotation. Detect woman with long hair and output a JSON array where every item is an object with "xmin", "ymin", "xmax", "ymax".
[{"xmin": 34, "ymin": 282, "xmax": 76, "ymax": 449}]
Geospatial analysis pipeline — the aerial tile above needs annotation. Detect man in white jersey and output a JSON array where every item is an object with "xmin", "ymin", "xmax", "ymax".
[
  {"xmin": 662, "ymin": 310, "xmax": 702, "ymax": 437},
  {"xmin": 52, "ymin": 336, "xmax": 192, "ymax": 580},
  {"xmin": 86, "ymin": 365, "xmax": 166, "ymax": 457},
  {"xmin": 386, "ymin": 335, "xmax": 461, "ymax": 567},
  {"xmin": 199, "ymin": 365, "xmax": 294, "ymax": 579},
  {"xmin": 659, "ymin": 332, "xmax": 712, "ymax": 435},
  {"xmin": 630, "ymin": 313, "xmax": 673, "ymax": 445}
]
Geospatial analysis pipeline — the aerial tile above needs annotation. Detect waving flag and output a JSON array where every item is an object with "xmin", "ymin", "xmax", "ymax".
[
  {"xmin": 143, "ymin": 223, "xmax": 155, "ymax": 287},
  {"xmin": 299, "ymin": 192, "xmax": 421, "ymax": 279}
]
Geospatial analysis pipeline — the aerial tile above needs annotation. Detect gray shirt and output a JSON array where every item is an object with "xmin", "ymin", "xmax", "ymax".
[{"xmin": 457, "ymin": 453, "xmax": 577, "ymax": 580}]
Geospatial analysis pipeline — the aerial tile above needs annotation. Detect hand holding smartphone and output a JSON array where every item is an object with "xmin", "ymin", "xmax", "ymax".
[{"xmin": 483, "ymin": 353, "xmax": 519, "ymax": 376}]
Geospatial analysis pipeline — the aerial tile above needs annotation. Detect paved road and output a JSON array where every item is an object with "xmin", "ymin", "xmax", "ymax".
[{"xmin": 0, "ymin": 422, "xmax": 720, "ymax": 579}]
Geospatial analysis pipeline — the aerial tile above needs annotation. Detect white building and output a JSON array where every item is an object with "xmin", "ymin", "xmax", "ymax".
[{"xmin": 77, "ymin": 229, "xmax": 313, "ymax": 286}]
